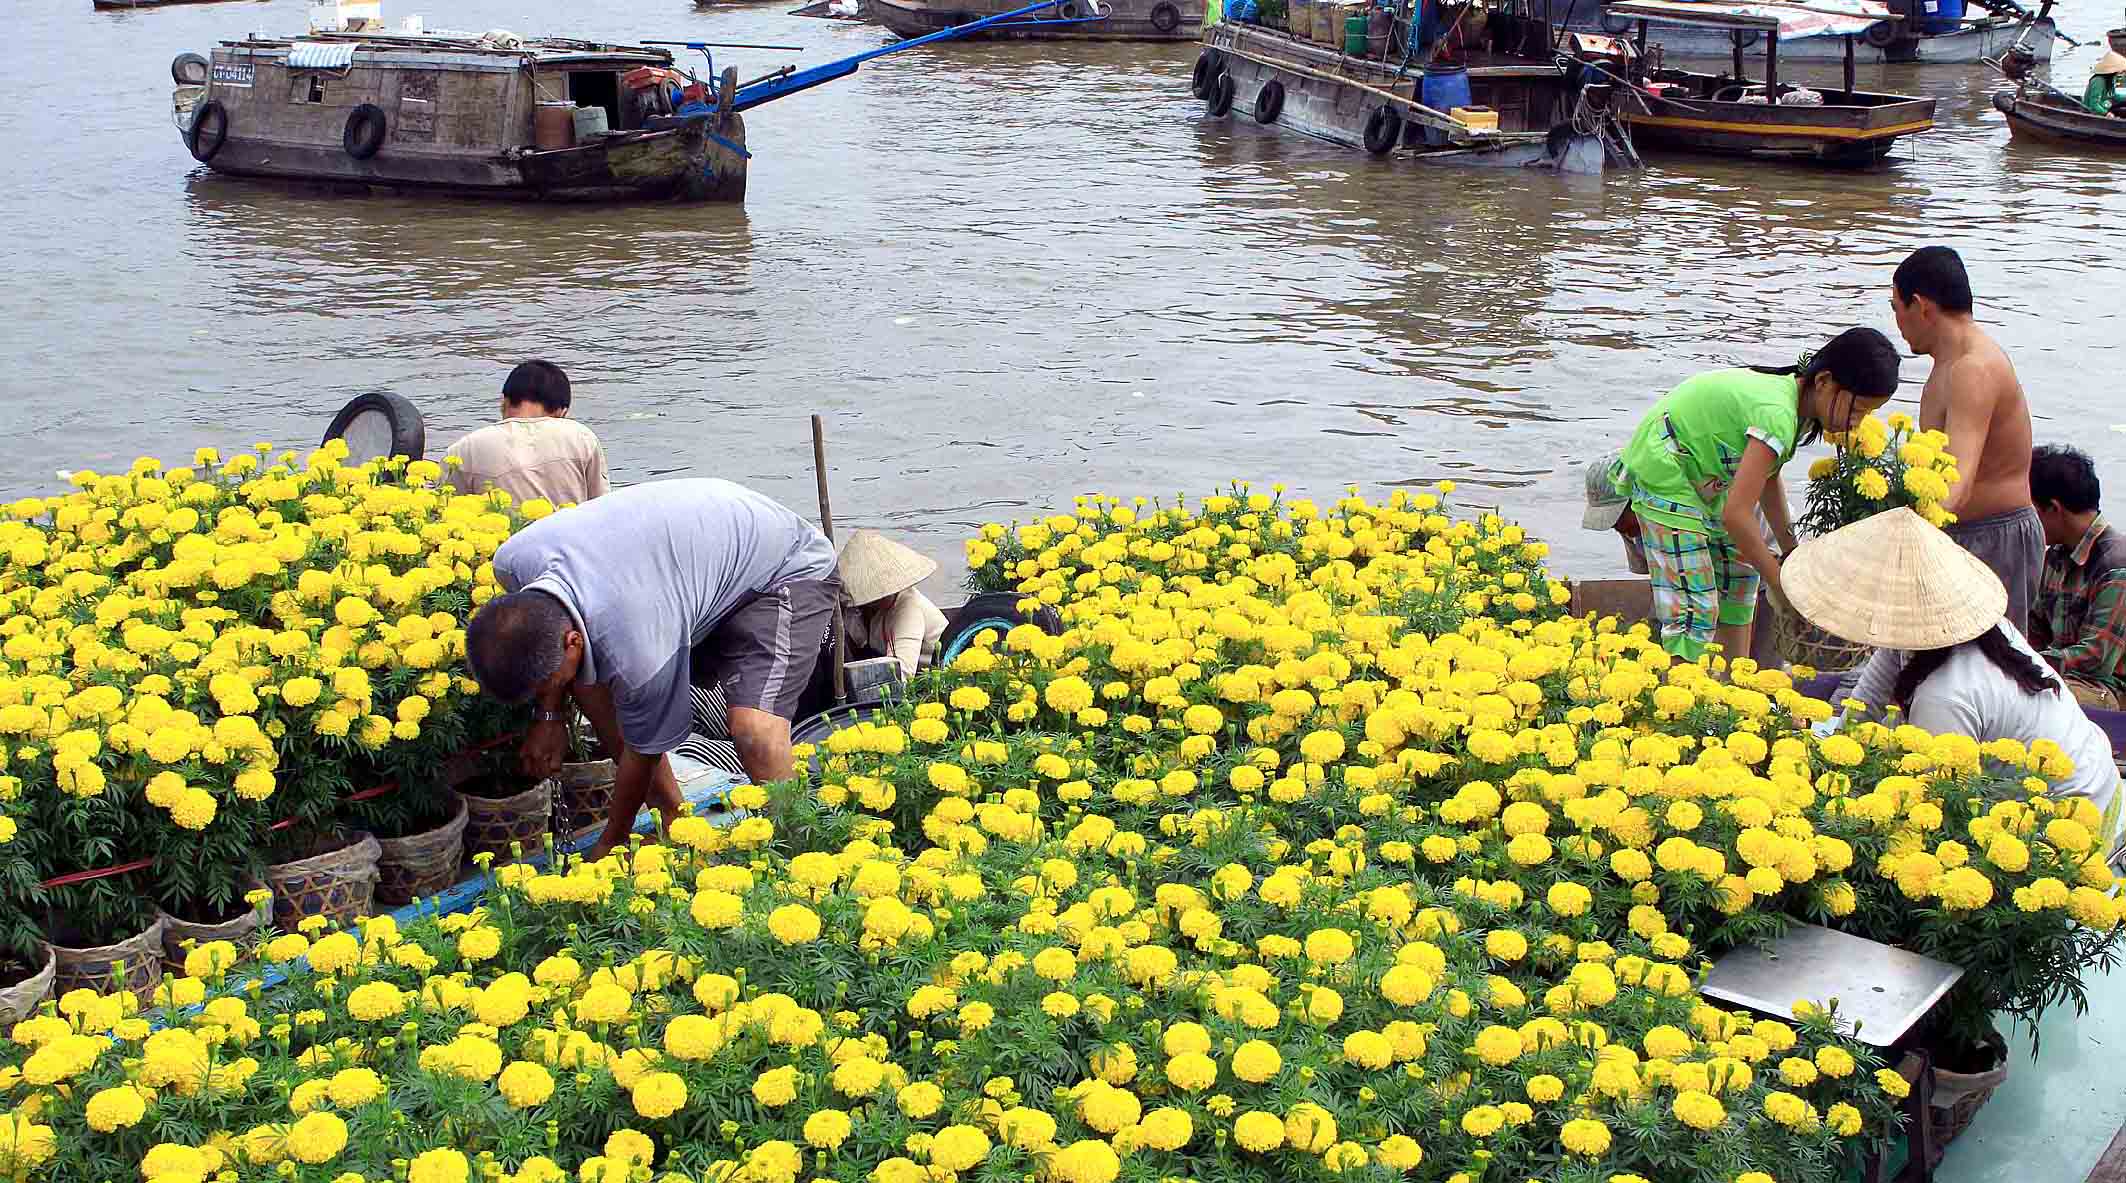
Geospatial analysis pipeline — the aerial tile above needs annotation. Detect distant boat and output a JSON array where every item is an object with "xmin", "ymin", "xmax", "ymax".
[
  {"xmin": 95, "ymin": 0, "xmax": 265, "ymax": 10},
  {"xmin": 869, "ymin": 0, "xmax": 1205, "ymax": 42},
  {"xmin": 1993, "ymin": 87, "xmax": 2126, "ymax": 151},
  {"xmin": 1572, "ymin": 0, "xmax": 2059, "ymax": 64}
]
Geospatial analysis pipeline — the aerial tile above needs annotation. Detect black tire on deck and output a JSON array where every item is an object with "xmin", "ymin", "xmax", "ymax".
[
  {"xmin": 322, "ymin": 392, "xmax": 426, "ymax": 463},
  {"xmin": 172, "ymin": 52, "xmax": 209, "ymax": 85}
]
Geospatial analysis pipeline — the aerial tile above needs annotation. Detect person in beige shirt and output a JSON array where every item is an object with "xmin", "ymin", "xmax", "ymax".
[
  {"xmin": 444, "ymin": 360, "xmax": 610, "ymax": 506},
  {"xmin": 838, "ymin": 530, "xmax": 948, "ymax": 680}
]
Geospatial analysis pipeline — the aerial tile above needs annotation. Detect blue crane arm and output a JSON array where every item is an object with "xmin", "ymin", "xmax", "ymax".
[{"xmin": 729, "ymin": 0, "xmax": 1094, "ymax": 111}]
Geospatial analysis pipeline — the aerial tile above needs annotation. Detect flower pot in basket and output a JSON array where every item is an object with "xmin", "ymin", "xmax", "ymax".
[
  {"xmin": 457, "ymin": 778, "xmax": 555, "ymax": 865},
  {"xmin": 557, "ymin": 758, "xmax": 617, "ymax": 841},
  {"xmin": 156, "ymin": 881, "xmax": 269, "ymax": 976},
  {"xmin": 1769, "ymin": 595, "xmax": 1867, "ymax": 673},
  {"xmin": 49, "ymin": 917, "xmax": 164, "ymax": 1003},
  {"xmin": 0, "ymin": 946, "xmax": 56, "ymax": 1024},
  {"xmin": 375, "ymin": 797, "xmax": 470, "ymax": 906},
  {"xmin": 1929, "ymin": 1052, "xmax": 2009, "ymax": 1148},
  {"xmin": 266, "ymin": 832, "xmax": 382, "ymax": 932}
]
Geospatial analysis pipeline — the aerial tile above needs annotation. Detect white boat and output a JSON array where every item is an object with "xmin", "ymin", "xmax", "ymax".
[{"xmin": 1573, "ymin": 2, "xmax": 2057, "ymax": 63}]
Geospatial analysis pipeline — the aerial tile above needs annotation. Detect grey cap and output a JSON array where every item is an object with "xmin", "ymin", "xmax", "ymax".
[{"xmin": 1582, "ymin": 454, "xmax": 1628, "ymax": 531}]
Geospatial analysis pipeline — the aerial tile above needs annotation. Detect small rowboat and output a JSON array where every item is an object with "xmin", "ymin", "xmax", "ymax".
[{"xmin": 1993, "ymin": 87, "xmax": 2126, "ymax": 152}]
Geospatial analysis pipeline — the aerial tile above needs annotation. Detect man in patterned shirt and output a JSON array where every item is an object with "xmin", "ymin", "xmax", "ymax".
[{"xmin": 2029, "ymin": 445, "xmax": 2126, "ymax": 709}]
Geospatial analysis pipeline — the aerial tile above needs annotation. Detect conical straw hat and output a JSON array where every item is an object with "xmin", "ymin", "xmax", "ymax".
[
  {"xmin": 836, "ymin": 529, "xmax": 939, "ymax": 606},
  {"xmin": 1782, "ymin": 507, "xmax": 2006, "ymax": 651},
  {"xmin": 2098, "ymin": 48, "xmax": 2126, "ymax": 74}
]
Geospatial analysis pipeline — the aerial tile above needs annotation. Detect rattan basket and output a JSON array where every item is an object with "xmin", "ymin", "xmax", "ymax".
[
  {"xmin": 459, "ymin": 778, "xmax": 555, "ymax": 865},
  {"xmin": 50, "ymin": 918, "xmax": 164, "ymax": 1002},
  {"xmin": 1929, "ymin": 1055, "xmax": 2009, "ymax": 1147},
  {"xmin": 375, "ymin": 798, "xmax": 469, "ymax": 905},
  {"xmin": 1768, "ymin": 595, "xmax": 1868, "ymax": 673},
  {"xmin": 156, "ymin": 881, "xmax": 268, "ymax": 976},
  {"xmin": 266, "ymin": 832, "xmax": 381, "ymax": 932},
  {"xmin": 0, "ymin": 946, "xmax": 55, "ymax": 1024},
  {"xmin": 557, "ymin": 759, "xmax": 617, "ymax": 842}
]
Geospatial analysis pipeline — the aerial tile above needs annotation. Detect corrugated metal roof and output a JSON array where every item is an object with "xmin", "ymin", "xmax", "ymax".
[{"xmin": 287, "ymin": 40, "xmax": 359, "ymax": 69}]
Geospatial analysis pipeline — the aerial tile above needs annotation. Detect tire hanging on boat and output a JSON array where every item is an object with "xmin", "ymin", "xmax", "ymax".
[
  {"xmin": 171, "ymin": 53, "xmax": 209, "ymax": 85},
  {"xmin": 1207, "ymin": 71, "xmax": 1236, "ymax": 117},
  {"xmin": 1055, "ymin": 0, "xmax": 1083, "ymax": 17},
  {"xmin": 1191, "ymin": 50, "xmax": 1219, "ymax": 97},
  {"xmin": 1598, "ymin": 11, "xmax": 1634, "ymax": 34},
  {"xmin": 1254, "ymin": 79, "xmax": 1285, "ymax": 124},
  {"xmin": 1863, "ymin": 20, "xmax": 1898, "ymax": 48},
  {"xmin": 1150, "ymin": 1, "xmax": 1182, "ymax": 32},
  {"xmin": 186, "ymin": 99, "xmax": 229, "ymax": 163},
  {"xmin": 343, "ymin": 103, "xmax": 388, "ymax": 160},
  {"xmin": 1363, "ymin": 104, "xmax": 1402, "ymax": 155}
]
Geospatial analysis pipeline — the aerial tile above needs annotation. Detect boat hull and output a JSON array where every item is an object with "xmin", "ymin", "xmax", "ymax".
[
  {"xmin": 94, "ymin": 0, "xmax": 261, "ymax": 9},
  {"xmin": 1576, "ymin": 16, "xmax": 2055, "ymax": 64},
  {"xmin": 1620, "ymin": 78, "xmax": 1935, "ymax": 164},
  {"xmin": 1994, "ymin": 89, "xmax": 2126, "ymax": 152},
  {"xmin": 870, "ymin": 0, "xmax": 1205, "ymax": 41}
]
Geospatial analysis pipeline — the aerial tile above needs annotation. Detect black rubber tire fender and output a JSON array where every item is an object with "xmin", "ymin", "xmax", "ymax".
[
  {"xmin": 322, "ymin": 391, "xmax": 426, "ymax": 462},
  {"xmin": 1206, "ymin": 70, "xmax": 1237, "ymax": 117},
  {"xmin": 343, "ymin": 103, "xmax": 387, "ymax": 160},
  {"xmin": 1598, "ymin": 10, "xmax": 1634, "ymax": 34},
  {"xmin": 1254, "ymin": 79, "xmax": 1285, "ymax": 123},
  {"xmin": 172, "ymin": 52, "xmax": 209, "ymax": 85},
  {"xmin": 936, "ymin": 592, "xmax": 1063, "ymax": 665},
  {"xmin": 186, "ymin": 99, "xmax": 229, "ymax": 163},
  {"xmin": 1150, "ymin": 0, "xmax": 1182, "ymax": 32},
  {"xmin": 1991, "ymin": 90, "xmax": 2016, "ymax": 116},
  {"xmin": 1055, "ymin": 0, "xmax": 1082, "ymax": 17},
  {"xmin": 1863, "ymin": 20, "xmax": 1898, "ymax": 48},
  {"xmin": 1191, "ymin": 49, "xmax": 1219, "ymax": 97},
  {"xmin": 1363, "ymin": 104, "xmax": 1402, "ymax": 154}
]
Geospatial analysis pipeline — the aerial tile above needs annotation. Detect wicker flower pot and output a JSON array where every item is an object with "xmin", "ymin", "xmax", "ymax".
[
  {"xmin": 266, "ymin": 832, "xmax": 381, "ymax": 932},
  {"xmin": 49, "ymin": 918, "xmax": 164, "ymax": 1002},
  {"xmin": 157, "ymin": 881, "xmax": 269, "ymax": 976},
  {"xmin": 0, "ymin": 946, "xmax": 56, "ymax": 1024},
  {"xmin": 375, "ymin": 798, "xmax": 469, "ymax": 906},
  {"xmin": 557, "ymin": 758, "xmax": 617, "ymax": 841},
  {"xmin": 1768, "ymin": 596, "xmax": 1867, "ymax": 673},
  {"xmin": 458, "ymin": 779, "xmax": 555, "ymax": 865},
  {"xmin": 1929, "ymin": 1053, "xmax": 2009, "ymax": 1147}
]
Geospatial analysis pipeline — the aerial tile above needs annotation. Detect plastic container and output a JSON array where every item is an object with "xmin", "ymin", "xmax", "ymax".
[
  {"xmin": 1451, "ymin": 104, "xmax": 1498, "ymax": 131},
  {"xmin": 534, "ymin": 102, "xmax": 575, "ymax": 150},
  {"xmin": 1917, "ymin": 0, "xmax": 1964, "ymax": 34},
  {"xmin": 1344, "ymin": 11, "xmax": 1369, "ymax": 54},
  {"xmin": 1421, "ymin": 65, "xmax": 1473, "ymax": 143},
  {"xmin": 572, "ymin": 105, "xmax": 610, "ymax": 140}
]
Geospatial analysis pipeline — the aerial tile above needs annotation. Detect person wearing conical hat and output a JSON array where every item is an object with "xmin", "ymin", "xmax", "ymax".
[
  {"xmin": 2084, "ymin": 38, "xmax": 2126, "ymax": 117},
  {"xmin": 1788, "ymin": 508, "xmax": 2119, "ymax": 839},
  {"xmin": 839, "ymin": 530, "xmax": 948, "ymax": 680}
]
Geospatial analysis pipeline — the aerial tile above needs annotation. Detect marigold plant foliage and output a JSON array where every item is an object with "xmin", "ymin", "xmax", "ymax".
[
  {"xmin": 2, "ymin": 484, "xmax": 2118, "ymax": 1183},
  {"xmin": 0, "ymin": 443, "xmax": 530, "ymax": 956}
]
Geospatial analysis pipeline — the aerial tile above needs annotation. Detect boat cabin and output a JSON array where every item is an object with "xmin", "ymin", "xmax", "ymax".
[{"xmin": 1605, "ymin": 0, "xmax": 1937, "ymax": 162}]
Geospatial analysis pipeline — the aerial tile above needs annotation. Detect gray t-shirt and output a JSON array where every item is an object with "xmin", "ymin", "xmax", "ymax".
[{"xmin": 493, "ymin": 478, "xmax": 836, "ymax": 755}]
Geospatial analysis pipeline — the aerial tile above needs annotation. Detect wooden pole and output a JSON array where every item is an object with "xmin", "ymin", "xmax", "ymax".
[{"xmin": 811, "ymin": 415, "xmax": 848, "ymax": 705}]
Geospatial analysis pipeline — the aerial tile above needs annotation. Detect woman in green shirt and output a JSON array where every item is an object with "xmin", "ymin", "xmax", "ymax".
[{"xmin": 1613, "ymin": 327, "xmax": 1901, "ymax": 662}]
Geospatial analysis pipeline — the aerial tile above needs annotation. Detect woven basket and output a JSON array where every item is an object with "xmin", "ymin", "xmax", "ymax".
[
  {"xmin": 375, "ymin": 798, "xmax": 469, "ymax": 906},
  {"xmin": 266, "ymin": 832, "xmax": 381, "ymax": 933},
  {"xmin": 459, "ymin": 779, "xmax": 555, "ymax": 865},
  {"xmin": 0, "ymin": 946, "xmax": 56, "ymax": 1024},
  {"xmin": 50, "ymin": 918, "xmax": 164, "ymax": 1002},
  {"xmin": 1768, "ymin": 596, "xmax": 1868, "ymax": 673},
  {"xmin": 156, "ymin": 881, "xmax": 269, "ymax": 976},
  {"xmin": 557, "ymin": 759, "xmax": 617, "ymax": 841},
  {"xmin": 1929, "ymin": 1055, "xmax": 2009, "ymax": 1147}
]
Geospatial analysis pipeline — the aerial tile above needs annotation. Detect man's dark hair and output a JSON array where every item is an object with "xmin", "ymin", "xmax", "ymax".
[
  {"xmin": 502, "ymin": 360, "xmax": 572, "ymax": 413},
  {"xmin": 2030, "ymin": 444, "xmax": 2102, "ymax": 514},
  {"xmin": 1893, "ymin": 246, "xmax": 1974, "ymax": 314},
  {"xmin": 466, "ymin": 590, "xmax": 574, "ymax": 702}
]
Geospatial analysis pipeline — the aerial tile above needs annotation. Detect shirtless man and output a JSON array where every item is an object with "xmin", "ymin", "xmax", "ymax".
[{"xmin": 1889, "ymin": 246, "xmax": 2042, "ymax": 634}]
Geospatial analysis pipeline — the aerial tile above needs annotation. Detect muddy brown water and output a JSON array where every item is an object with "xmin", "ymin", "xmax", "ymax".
[{"xmin": 6, "ymin": 0, "xmax": 2123, "ymax": 583}]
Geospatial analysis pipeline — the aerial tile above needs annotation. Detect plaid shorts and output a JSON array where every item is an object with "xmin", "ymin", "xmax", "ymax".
[{"xmin": 1641, "ymin": 518, "xmax": 1760, "ymax": 660}]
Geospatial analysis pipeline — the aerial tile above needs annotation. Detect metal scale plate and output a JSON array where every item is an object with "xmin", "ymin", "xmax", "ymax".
[{"xmin": 1701, "ymin": 923, "xmax": 1964, "ymax": 1048}]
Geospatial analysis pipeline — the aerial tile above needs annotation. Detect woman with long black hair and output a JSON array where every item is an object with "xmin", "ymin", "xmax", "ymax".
[
  {"xmin": 1608, "ymin": 327, "xmax": 1902, "ymax": 663},
  {"xmin": 1783, "ymin": 507, "xmax": 2120, "ymax": 852}
]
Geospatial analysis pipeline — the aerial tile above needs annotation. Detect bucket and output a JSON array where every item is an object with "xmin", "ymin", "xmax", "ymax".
[
  {"xmin": 572, "ymin": 106, "xmax": 610, "ymax": 140},
  {"xmin": 534, "ymin": 102, "xmax": 574, "ymax": 151},
  {"xmin": 1421, "ymin": 65, "xmax": 1473, "ymax": 144},
  {"xmin": 1917, "ymin": 0, "xmax": 1964, "ymax": 34},
  {"xmin": 1344, "ymin": 11, "xmax": 1370, "ymax": 54}
]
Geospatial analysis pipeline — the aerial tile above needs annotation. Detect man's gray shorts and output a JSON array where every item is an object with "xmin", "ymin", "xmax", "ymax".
[
  {"xmin": 688, "ymin": 576, "xmax": 840, "ymax": 722},
  {"xmin": 1946, "ymin": 506, "xmax": 2044, "ymax": 637}
]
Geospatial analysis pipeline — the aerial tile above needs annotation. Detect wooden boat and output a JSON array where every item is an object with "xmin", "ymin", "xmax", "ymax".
[
  {"xmin": 870, "ymin": 0, "xmax": 1205, "ymax": 41},
  {"xmin": 1569, "ymin": 4, "xmax": 2058, "ymax": 64},
  {"xmin": 1608, "ymin": 0, "xmax": 1936, "ymax": 163},
  {"xmin": 93, "ymin": 0, "xmax": 263, "ymax": 9},
  {"xmin": 1194, "ymin": 0, "xmax": 1640, "ymax": 173},
  {"xmin": 1993, "ymin": 86, "xmax": 2126, "ymax": 151}
]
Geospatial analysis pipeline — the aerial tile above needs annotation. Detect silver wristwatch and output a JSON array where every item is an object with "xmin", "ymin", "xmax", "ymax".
[{"xmin": 533, "ymin": 708, "xmax": 567, "ymax": 723}]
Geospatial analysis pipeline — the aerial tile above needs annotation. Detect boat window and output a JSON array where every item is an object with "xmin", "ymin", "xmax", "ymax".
[
  {"xmin": 307, "ymin": 76, "xmax": 327, "ymax": 103},
  {"xmin": 567, "ymin": 71, "xmax": 622, "ymax": 132}
]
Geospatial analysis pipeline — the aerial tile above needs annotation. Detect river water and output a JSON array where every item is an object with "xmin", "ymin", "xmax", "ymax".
[{"xmin": 5, "ymin": 0, "xmax": 2122, "ymax": 581}]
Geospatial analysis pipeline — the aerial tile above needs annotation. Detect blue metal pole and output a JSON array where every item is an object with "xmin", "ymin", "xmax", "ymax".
[{"xmin": 730, "ymin": 0, "xmax": 1088, "ymax": 110}]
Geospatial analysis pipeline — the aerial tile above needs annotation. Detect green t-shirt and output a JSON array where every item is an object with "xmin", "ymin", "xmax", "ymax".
[
  {"xmin": 2084, "ymin": 72, "xmax": 2125, "ymax": 117},
  {"xmin": 1614, "ymin": 368, "xmax": 1800, "ymax": 537}
]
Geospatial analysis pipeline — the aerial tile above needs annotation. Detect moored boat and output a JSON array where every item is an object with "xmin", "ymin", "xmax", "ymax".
[
  {"xmin": 1571, "ymin": 2, "xmax": 2058, "ymax": 64},
  {"xmin": 1609, "ymin": 0, "xmax": 1937, "ymax": 163},
  {"xmin": 93, "ymin": 0, "xmax": 264, "ymax": 9},
  {"xmin": 1993, "ymin": 86, "xmax": 2126, "ymax": 150},
  {"xmin": 870, "ymin": 0, "xmax": 1205, "ymax": 41},
  {"xmin": 1193, "ymin": 0, "xmax": 1640, "ymax": 173}
]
